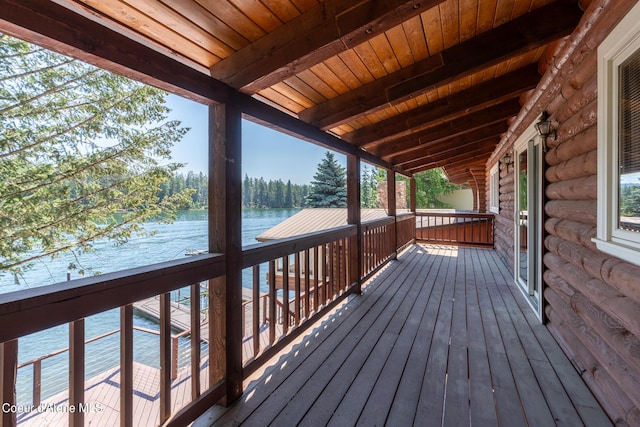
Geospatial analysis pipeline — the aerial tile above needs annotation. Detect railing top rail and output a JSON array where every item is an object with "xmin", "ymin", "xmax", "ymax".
[
  {"xmin": 415, "ymin": 212, "xmax": 495, "ymax": 219},
  {"xmin": 361, "ymin": 216, "xmax": 395, "ymax": 231},
  {"xmin": 396, "ymin": 212, "xmax": 416, "ymax": 220},
  {"xmin": 0, "ymin": 253, "xmax": 225, "ymax": 343},
  {"xmin": 242, "ymin": 224, "xmax": 357, "ymax": 268}
]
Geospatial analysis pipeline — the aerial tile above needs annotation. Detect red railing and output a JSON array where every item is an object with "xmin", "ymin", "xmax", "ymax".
[{"xmin": 415, "ymin": 211, "xmax": 494, "ymax": 247}]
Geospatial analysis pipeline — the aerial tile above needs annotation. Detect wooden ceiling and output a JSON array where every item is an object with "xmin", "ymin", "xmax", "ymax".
[{"xmin": 1, "ymin": 0, "xmax": 584, "ymax": 183}]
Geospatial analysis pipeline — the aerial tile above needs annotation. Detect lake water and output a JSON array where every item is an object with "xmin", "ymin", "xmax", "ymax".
[{"xmin": 3, "ymin": 208, "xmax": 299, "ymax": 405}]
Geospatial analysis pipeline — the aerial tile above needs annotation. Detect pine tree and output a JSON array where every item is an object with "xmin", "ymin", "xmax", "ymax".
[
  {"xmin": 413, "ymin": 168, "xmax": 459, "ymax": 208},
  {"xmin": 0, "ymin": 34, "xmax": 191, "ymax": 275},
  {"xmin": 243, "ymin": 174, "xmax": 252, "ymax": 207},
  {"xmin": 306, "ymin": 152, "xmax": 347, "ymax": 207},
  {"xmin": 285, "ymin": 180, "xmax": 293, "ymax": 208}
]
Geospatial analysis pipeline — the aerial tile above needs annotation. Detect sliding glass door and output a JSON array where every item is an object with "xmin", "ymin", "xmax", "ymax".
[{"xmin": 514, "ymin": 134, "xmax": 543, "ymax": 319}]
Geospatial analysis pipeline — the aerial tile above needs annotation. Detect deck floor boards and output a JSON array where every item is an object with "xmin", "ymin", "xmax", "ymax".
[{"xmin": 198, "ymin": 244, "xmax": 611, "ymax": 427}]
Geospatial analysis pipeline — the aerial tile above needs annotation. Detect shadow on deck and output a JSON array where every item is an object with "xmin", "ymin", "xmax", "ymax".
[{"xmin": 195, "ymin": 244, "xmax": 610, "ymax": 426}]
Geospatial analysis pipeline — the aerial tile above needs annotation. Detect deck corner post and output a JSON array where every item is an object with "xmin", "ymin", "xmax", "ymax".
[
  {"xmin": 69, "ymin": 319, "xmax": 85, "ymax": 427},
  {"xmin": 0, "ymin": 339, "xmax": 18, "ymax": 427},
  {"xmin": 347, "ymin": 154, "xmax": 362, "ymax": 293},
  {"xmin": 209, "ymin": 100, "xmax": 243, "ymax": 406},
  {"xmin": 387, "ymin": 170, "xmax": 397, "ymax": 259}
]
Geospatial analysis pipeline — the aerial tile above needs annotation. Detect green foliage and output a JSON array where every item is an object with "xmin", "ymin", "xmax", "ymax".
[
  {"xmin": 0, "ymin": 34, "xmax": 191, "ymax": 275},
  {"xmin": 159, "ymin": 171, "xmax": 208, "ymax": 208},
  {"xmin": 306, "ymin": 152, "xmax": 347, "ymax": 208},
  {"xmin": 360, "ymin": 166, "xmax": 378, "ymax": 208},
  {"xmin": 242, "ymin": 175, "xmax": 309, "ymax": 208},
  {"xmin": 412, "ymin": 168, "xmax": 459, "ymax": 209},
  {"xmin": 620, "ymin": 180, "xmax": 640, "ymax": 218}
]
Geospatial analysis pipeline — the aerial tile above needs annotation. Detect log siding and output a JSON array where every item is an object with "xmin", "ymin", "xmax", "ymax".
[{"xmin": 487, "ymin": 1, "xmax": 640, "ymax": 424}]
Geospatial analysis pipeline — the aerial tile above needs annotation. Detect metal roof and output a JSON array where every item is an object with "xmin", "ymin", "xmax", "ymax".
[{"xmin": 256, "ymin": 208, "xmax": 390, "ymax": 241}]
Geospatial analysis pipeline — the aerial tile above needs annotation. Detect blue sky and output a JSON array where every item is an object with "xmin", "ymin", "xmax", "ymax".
[{"xmin": 166, "ymin": 94, "xmax": 345, "ymax": 184}]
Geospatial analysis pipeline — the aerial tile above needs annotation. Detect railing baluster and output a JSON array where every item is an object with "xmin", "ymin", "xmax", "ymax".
[
  {"xmin": 252, "ymin": 265, "xmax": 260, "ymax": 357},
  {"xmin": 282, "ymin": 256, "xmax": 289, "ymax": 335},
  {"xmin": 160, "ymin": 292, "xmax": 172, "ymax": 424},
  {"xmin": 321, "ymin": 244, "xmax": 327, "ymax": 307},
  {"xmin": 328, "ymin": 243, "xmax": 335, "ymax": 301},
  {"xmin": 171, "ymin": 336, "xmax": 179, "ymax": 380},
  {"xmin": 269, "ymin": 260, "xmax": 276, "ymax": 345},
  {"xmin": 294, "ymin": 252, "xmax": 301, "ymax": 326},
  {"xmin": 69, "ymin": 319, "xmax": 84, "ymax": 427},
  {"xmin": 304, "ymin": 249, "xmax": 310, "ymax": 319},
  {"xmin": 313, "ymin": 247, "xmax": 319, "ymax": 313},
  {"xmin": 190, "ymin": 284, "xmax": 201, "ymax": 400},
  {"xmin": 121, "ymin": 304, "xmax": 133, "ymax": 427}
]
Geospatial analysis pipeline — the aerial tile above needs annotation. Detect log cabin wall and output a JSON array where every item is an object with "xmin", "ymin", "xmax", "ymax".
[
  {"xmin": 486, "ymin": 0, "xmax": 640, "ymax": 424},
  {"xmin": 493, "ymin": 158, "xmax": 515, "ymax": 272}
]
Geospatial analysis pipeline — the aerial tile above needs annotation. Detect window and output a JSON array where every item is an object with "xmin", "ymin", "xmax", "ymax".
[
  {"xmin": 489, "ymin": 163, "xmax": 500, "ymax": 213},
  {"xmin": 595, "ymin": 1, "xmax": 640, "ymax": 267}
]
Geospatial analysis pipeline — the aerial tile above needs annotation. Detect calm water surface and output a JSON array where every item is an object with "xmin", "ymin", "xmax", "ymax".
[{"xmin": 2, "ymin": 208, "xmax": 298, "ymax": 405}]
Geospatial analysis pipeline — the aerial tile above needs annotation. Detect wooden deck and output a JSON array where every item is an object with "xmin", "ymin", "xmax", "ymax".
[
  {"xmin": 15, "ymin": 329, "xmax": 275, "ymax": 426},
  {"xmin": 196, "ymin": 244, "xmax": 611, "ymax": 427},
  {"xmin": 17, "ymin": 361, "xmax": 205, "ymax": 427}
]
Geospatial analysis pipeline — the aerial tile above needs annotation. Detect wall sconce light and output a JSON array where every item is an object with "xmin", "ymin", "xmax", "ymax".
[
  {"xmin": 535, "ymin": 111, "xmax": 556, "ymax": 152},
  {"xmin": 502, "ymin": 152, "xmax": 513, "ymax": 173}
]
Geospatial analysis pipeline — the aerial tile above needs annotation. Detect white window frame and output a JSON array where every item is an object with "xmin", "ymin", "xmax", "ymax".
[
  {"xmin": 594, "ymin": 1, "xmax": 640, "ymax": 267},
  {"xmin": 489, "ymin": 163, "xmax": 500, "ymax": 214}
]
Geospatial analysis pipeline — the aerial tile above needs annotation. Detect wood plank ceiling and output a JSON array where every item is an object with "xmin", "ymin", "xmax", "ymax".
[{"xmin": 40, "ymin": 0, "xmax": 584, "ymax": 183}]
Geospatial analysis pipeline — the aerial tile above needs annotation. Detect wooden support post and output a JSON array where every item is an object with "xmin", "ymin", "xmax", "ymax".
[
  {"xmin": 209, "ymin": 102, "xmax": 243, "ymax": 405},
  {"xmin": 190, "ymin": 284, "xmax": 201, "ymax": 400},
  {"xmin": 1, "ymin": 340, "xmax": 18, "ymax": 427},
  {"xmin": 120, "ymin": 305, "xmax": 133, "ymax": 427},
  {"xmin": 252, "ymin": 265, "xmax": 260, "ymax": 356},
  {"xmin": 387, "ymin": 170, "xmax": 397, "ymax": 259},
  {"xmin": 33, "ymin": 359, "xmax": 41, "ymax": 408},
  {"xmin": 69, "ymin": 319, "xmax": 84, "ymax": 427},
  {"xmin": 160, "ymin": 293, "xmax": 172, "ymax": 424},
  {"xmin": 347, "ymin": 155, "xmax": 362, "ymax": 293},
  {"xmin": 410, "ymin": 177, "xmax": 417, "ymax": 211}
]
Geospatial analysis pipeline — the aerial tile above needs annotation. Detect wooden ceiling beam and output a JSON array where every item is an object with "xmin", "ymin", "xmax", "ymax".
[
  {"xmin": 0, "ymin": 0, "xmax": 406, "ymax": 176},
  {"xmin": 400, "ymin": 144, "xmax": 496, "ymax": 172},
  {"xmin": 210, "ymin": 0, "xmax": 445, "ymax": 93},
  {"xmin": 0, "ymin": 0, "xmax": 231, "ymax": 106},
  {"xmin": 409, "ymin": 154, "xmax": 490, "ymax": 175},
  {"xmin": 300, "ymin": 1, "xmax": 583, "ymax": 130},
  {"xmin": 394, "ymin": 138, "xmax": 498, "ymax": 168},
  {"xmin": 373, "ymin": 99, "xmax": 520, "ymax": 159},
  {"xmin": 345, "ymin": 64, "xmax": 539, "ymax": 148},
  {"xmin": 388, "ymin": 122, "xmax": 505, "ymax": 165}
]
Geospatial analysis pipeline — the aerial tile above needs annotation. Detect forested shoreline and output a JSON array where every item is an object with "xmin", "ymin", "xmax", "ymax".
[{"xmin": 158, "ymin": 172, "xmax": 311, "ymax": 209}]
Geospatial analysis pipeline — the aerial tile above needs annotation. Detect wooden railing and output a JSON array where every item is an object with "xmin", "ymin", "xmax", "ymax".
[
  {"xmin": 396, "ymin": 213, "xmax": 416, "ymax": 251},
  {"xmin": 240, "ymin": 225, "xmax": 357, "ymax": 376},
  {"xmin": 0, "ymin": 254, "xmax": 226, "ymax": 427},
  {"xmin": 415, "ymin": 211, "xmax": 494, "ymax": 247},
  {"xmin": 17, "ymin": 325, "xmax": 192, "ymax": 409},
  {"xmin": 361, "ymin": 217, "xmax": 395, "ymax": 279},
  {"xmin": 0, "ymin": 218, "xmax": 412, "ymax": 426}
]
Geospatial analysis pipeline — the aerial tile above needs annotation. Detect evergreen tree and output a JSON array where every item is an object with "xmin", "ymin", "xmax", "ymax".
[
  {"xmin": 285, "ymin": 180, "xmax": 293, "ymax": 208},
  {"xmin": 243, "ymin": 174, "xmax": 252, "ymax": 207},
  {"xmin": 0, "ymin": 34, "xmax": 191, "ymax": 275},
  {"xmin": 306, "ymin": 152, "xmax": 347, "ymax": 207},
  {"xmin": 413, "ymin": 168, "xmax": 459, "ymax": 209},
  {"xmin": 360, "ymin": 165, "xmax": 380, "ymax": 208},
  {"xmin": 621, "ymin": 179, "xmax": 640, "ymax": 218}
]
